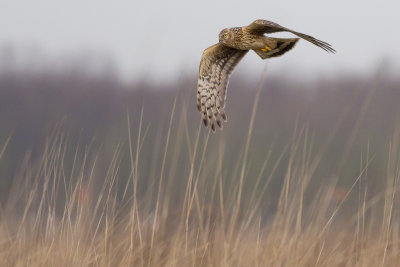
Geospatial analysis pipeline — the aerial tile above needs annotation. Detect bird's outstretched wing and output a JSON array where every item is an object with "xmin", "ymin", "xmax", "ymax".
[
  {"xmin": 245, "ymin": 19, "xmax": 335, "ymax": 53},
  {"xmin": 197, "ymin": 43, "xmax": 248, "ymax": 131}
]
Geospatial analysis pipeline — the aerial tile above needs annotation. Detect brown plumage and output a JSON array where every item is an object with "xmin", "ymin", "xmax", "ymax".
[{"xmin": 197, "ymin": 19, "xmax": 335, "ymax": 131}]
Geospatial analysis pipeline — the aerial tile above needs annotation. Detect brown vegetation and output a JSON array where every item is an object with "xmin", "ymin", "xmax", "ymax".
[{"xmin": 1, "ymin": 65, "xmax": 400, "ymax": 265}]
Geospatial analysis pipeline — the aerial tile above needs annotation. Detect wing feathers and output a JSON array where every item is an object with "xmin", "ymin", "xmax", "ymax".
[
  {"xmin": 197, "ymin": 43, "xmax": 248, "ymax": 131},
  {"xmin": 245, "ymin": 19, "xmax": 335, "ymax": 53}
]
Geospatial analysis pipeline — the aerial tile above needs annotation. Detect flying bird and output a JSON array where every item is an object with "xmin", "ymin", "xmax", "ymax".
[{"xmin": 196, "ymin": 19, "xmax": 335, "ymax": 131}]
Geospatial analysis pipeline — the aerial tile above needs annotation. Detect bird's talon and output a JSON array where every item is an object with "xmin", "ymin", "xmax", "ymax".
[{"xmin": 261, "ymin": 46, "xmax": 271, "ymax": 52}]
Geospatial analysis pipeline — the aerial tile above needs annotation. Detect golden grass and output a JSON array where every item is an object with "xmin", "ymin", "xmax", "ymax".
[{"xmin": 1, "ymin": 85, "xmax": 400, "ymax": 266}]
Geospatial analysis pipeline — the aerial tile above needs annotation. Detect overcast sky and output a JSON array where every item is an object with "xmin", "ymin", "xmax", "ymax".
[{"xmin": 1, "ymin": 0, "xmax": 399, "ymax": 81}]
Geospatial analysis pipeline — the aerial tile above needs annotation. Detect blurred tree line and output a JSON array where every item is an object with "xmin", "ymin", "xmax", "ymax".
[{"xmin": 1, "ymin": 53, "xmax": 400, "ymax": 213}]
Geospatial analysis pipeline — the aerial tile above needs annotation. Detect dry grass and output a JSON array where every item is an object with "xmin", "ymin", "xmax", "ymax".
[{"xmin": 1, "ymin": 87, "xmax": 400, "ymax": 266}]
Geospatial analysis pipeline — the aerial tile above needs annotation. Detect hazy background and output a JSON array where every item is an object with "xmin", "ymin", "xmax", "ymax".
[
  {"xmin": 1, "ymin": 0, "xmax": 400, "ymax": 81},
  {"xmin": 1, "ymin": 0, "xmax": 400, "ymax": 213}
]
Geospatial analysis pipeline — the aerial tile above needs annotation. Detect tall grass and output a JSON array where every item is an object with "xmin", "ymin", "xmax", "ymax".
[{"xmin": 1, "ymin": 86, "xmax": 400, "ymax": 266}]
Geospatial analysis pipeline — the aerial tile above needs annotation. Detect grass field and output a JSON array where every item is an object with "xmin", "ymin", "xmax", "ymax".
[{"xmin": 1, "ymin": 87, "xmax": 400, "ymax": 267}]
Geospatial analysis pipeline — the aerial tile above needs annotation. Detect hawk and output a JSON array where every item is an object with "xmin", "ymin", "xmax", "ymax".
[{"xmin": 197, "ymin": 19, "xmax": 335, "ymax": 131}]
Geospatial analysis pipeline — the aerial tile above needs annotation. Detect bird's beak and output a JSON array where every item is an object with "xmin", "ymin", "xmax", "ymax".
[{"xmin": 218, "ymin": 36, "xmax": 222, "ymax": 41}]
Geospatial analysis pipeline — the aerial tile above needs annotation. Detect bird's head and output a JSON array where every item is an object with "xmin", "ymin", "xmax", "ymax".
[{"xmin": 218, "ymin": 29, "xmax": 233, "ymax": 45}]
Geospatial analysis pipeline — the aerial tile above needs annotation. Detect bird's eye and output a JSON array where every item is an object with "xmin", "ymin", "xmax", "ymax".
[{"xmin": 223, "ymin": 34, "xmax": 228, "ymax": 39}]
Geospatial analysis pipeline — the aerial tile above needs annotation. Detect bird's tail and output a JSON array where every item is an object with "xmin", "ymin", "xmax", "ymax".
[{"xmin": 254, "ymin": 37, "xmax": 299, "ymax": 59}]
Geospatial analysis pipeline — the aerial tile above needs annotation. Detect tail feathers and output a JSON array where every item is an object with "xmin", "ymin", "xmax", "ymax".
[{"xmin": 254, "ymin": 37, "xmax": 299, "ymax": 59}]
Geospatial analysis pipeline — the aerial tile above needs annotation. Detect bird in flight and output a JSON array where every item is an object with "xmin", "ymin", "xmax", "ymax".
[{"xmin": 196, "ymin": 19, "xmax": 335, "ymax": 131}]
